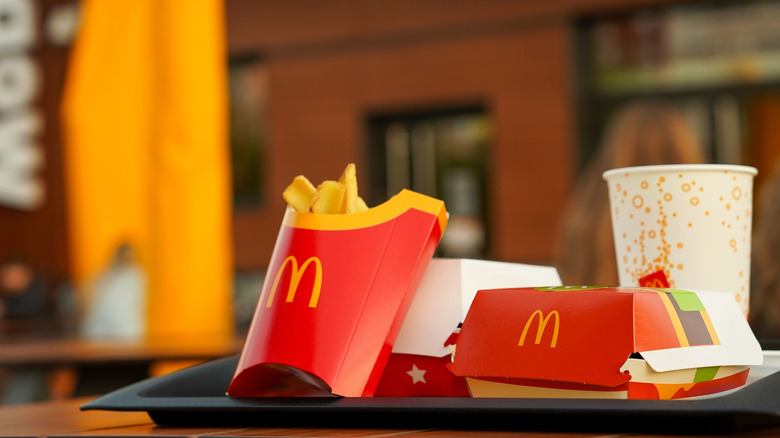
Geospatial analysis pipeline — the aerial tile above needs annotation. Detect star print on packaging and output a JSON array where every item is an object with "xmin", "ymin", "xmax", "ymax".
[
  {"xmin": 374, "ymin": 353, "xmax": 470, "ymax": 397},
  {"xmin": 407, "ymin": 364, "xmax": 426, "ymax": 384}
]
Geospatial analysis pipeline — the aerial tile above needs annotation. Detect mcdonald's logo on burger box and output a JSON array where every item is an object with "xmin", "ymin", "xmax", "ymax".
[
  {"xmin": 228, "ymin": 190, "xmax": 447, "ymax": 398},
  {"xmin": 374, "ymin": 259, "xmax": 561, "ymax": 396},
  {"xmin": 449, "ymin": 286, "xmax": 763, "ymax": 399}
]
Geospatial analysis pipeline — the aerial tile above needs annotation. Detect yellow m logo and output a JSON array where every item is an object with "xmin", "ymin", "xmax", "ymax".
[
  {"xmin": 265, "ymin": 256, "xmax": 322, "ymax": 308},
  {"xmin": 644, "ymin": 278, "xmax": 666, "ymax": 288},
  {"xmin": 518, "ymin": 310, "xmax": 559, "ymax": 348}
]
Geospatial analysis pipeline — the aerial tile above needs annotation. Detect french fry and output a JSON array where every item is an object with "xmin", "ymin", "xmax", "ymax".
[
  {"xmin": 355, "ymin": 196, "xmax": 369, "ymax": 212},
  {"xmin": 339, "ymin": 163, "xmax": 358, "ymax": 214},
  {"xmin": 283, "ymin": 175, "xmax": 317, "ymax": 213},
  {"xmin": 338, "ymin": 163, "xmax": 370, "ymax": 213},
  {"xmin": 311, "ymin": 180, "xmax": 346, "ymax": 214},
  {"xmin": 283, "ymin": 163, "xmax": 370, "ymax": 214}
]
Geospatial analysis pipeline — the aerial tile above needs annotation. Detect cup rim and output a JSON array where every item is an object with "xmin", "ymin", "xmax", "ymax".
[{"xmin": 603, "ymin": 164, "xmax": 758, "ymax": 180}]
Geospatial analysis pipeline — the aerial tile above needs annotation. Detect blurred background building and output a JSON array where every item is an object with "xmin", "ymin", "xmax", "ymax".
[{"xmin": 2, "ymin": 0, "xmax": 780, "ymax": 337}]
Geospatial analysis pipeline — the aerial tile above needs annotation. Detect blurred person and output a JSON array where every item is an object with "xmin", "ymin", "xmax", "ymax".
[
  {"xmin": 0, "ymin": 255, "xmax": 52, "ymax": 404},
  {"xmin": 750, "ymin": 160, "xmax": 780, "ymax": 339},
  {"xmin": 0, "ymin": 254, "xmax": 54, "ymax": 334},
  {"xmin": 81, "ymin": 243, "xmax": 147, "ymax": 340},
  {"xmin": 556, "ymin": 100, "xmax": 706, "ymax": 286}
]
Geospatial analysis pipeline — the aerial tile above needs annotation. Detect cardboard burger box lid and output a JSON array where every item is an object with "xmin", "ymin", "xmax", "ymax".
[
  {"xmin": 450, "ymin": 287, "xmax": 763, "ymax": 399},
  {"xmin": 392, "ymin": 259, "xmax": 562, "ymax": 358},
  {"xmin": 373, "ymin": 259, "xmax": 561, "ymax": 397}
]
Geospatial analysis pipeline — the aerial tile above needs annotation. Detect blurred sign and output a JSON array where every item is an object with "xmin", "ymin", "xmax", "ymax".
[
  {"xmin": 0, "ymin": 0, "xmax": 44, "ymax": 210},
  {"xmin": 592, "ymin": 1, "xmax": 780, "ymax": 94}
]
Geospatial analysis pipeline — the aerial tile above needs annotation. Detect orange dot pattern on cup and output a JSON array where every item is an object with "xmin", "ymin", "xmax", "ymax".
[{"xmin": 608, "ymin": 169, "xmax": 752, "ymax": 311}]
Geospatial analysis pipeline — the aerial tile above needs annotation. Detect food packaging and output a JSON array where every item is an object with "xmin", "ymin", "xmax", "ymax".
[
  {"xmin": 228, "ymin": 189, "xmax": 447, "ymax": 397},
  {"xmin": 450, "ymin": 286, "xmax": 763, "ymax": 399},
  {"xmin": 374, "ymin": 259, "xmax": 561, "ymax": 396}
]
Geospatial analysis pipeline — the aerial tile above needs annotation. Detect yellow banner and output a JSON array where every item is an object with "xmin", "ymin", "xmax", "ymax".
[{"xmin": 61, "ymin": 0, "xmax": 233, "ymax": 339}]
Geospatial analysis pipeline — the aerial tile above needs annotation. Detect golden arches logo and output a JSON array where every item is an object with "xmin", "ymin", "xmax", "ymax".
[
  {"xmin": 518, "ymin": 310, "xmax": 559, "ymax": 348},
  {"xmin": 643, "ymin": 278, "xmax": 666, "ymax": 288},
  {"xmin": 265, "ymin": 256, "xmax": 322, "ymax": 308}
]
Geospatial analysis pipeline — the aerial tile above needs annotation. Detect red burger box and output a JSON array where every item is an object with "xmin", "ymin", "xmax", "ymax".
[
  {"xmin": 227, "ymin": 189, "xmax": 447, "ymax": 398},
  {"xmin": 374, "ymin": 259, "xmax": 561, "ymax": 396},
  {"xmin": 449, "ymin": 286, "xmax": 763, "ymax": 400}
]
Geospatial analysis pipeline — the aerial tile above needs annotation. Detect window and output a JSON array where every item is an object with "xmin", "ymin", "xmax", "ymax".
[
  {"xmin": 228, "ymin": 56, "xmax": 268, "ymax": 207},
  {"xmin": 367, "ymin": 108, "xmax": 491, "ymax": 258}
]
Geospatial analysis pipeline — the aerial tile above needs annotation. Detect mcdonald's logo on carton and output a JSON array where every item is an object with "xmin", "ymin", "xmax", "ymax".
[
  {"xmin": 228, "ymin": 190, "xmax": 447, "ymax": 398},
  {"xmin": 518, "ymin": 310, "xmax": 559, "ymax": 348},
  {"xmin": 449, "ymin": 287, "xmax": 763, "ymax": 399},
  {"xmin": 265, "ymin": 256, "xmax": 323, "ymax": 308}
]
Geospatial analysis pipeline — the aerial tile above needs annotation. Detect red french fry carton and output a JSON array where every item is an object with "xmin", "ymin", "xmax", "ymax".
[
  {"xmin": 374, "ymin": 259, "xmax": 561, "ymax": 396},
  {"xmin": 227, "ymin": 189, "xmax": 447, "ymax": 398},
  {"xmin": 450, "ymin": 286, "xmax": 763, "ymax": 399}
]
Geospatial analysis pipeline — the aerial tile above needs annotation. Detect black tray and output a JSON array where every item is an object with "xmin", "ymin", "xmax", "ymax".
[{"xmin": 81, "ymin": 355, "xmax": 780, "ymax": 433}]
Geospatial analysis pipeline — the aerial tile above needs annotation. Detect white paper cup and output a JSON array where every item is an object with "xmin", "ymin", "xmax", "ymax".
[{"xmin": 603, "ymin": 164, "xmax": 757, "ymax": 318}]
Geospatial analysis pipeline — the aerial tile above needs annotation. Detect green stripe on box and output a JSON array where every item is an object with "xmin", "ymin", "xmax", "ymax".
[
  {"xmin": 694, "ymin": 366, "xmax": 719, "ymax": 382},
  {"xmin": 666, "ymin": 290, "xmax": 706, "ymax": 311}
]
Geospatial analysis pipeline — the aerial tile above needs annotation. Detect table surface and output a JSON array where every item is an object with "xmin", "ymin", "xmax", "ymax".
[
  {"xmin": 0, "ymin": 396, "xmax": 777, "ymax": 438},
  {"xmin": 0, "ymin": 335, "xmax": 246, "ymax": 367},
  {"xmin": 0, "ymin": 335, "xmax": 247, "ymax": 403},
  {"xmin": 1, "ymin": 341, "xmax": 778, "ymax": 437}
]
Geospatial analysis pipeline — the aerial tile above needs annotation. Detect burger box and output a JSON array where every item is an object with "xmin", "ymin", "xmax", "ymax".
[
  {"xmin": 374, "ymin": 258, "xmax": 562, "ymax": 396},
  {"xmin": 227, "ymin": 189, "xmax": 447, "ymax": 398},
  {"xmin": 449, "ymin": 286, "xmax": 764, "ymax": 399}
]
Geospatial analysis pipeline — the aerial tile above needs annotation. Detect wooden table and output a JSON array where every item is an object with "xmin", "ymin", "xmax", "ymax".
[
  {"xmin": 2, "ymin": 341, "xmax": 778, "ymax": 437},
  {"xmin": 0, "ymin": 335, "xmax": 245, "ymax": 367},
  {"xmin": 0, "ymin": 396, "xmax": 779, "ymax": 437},
  {"xmin": 0, "ymin": 335, "xmax": 245, "ymax": 401}
]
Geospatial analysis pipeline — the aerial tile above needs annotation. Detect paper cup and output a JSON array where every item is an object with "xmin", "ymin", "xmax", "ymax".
[{"xmin": 603, "ymin": 164, "xmax": 757, "ymax": 318}]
